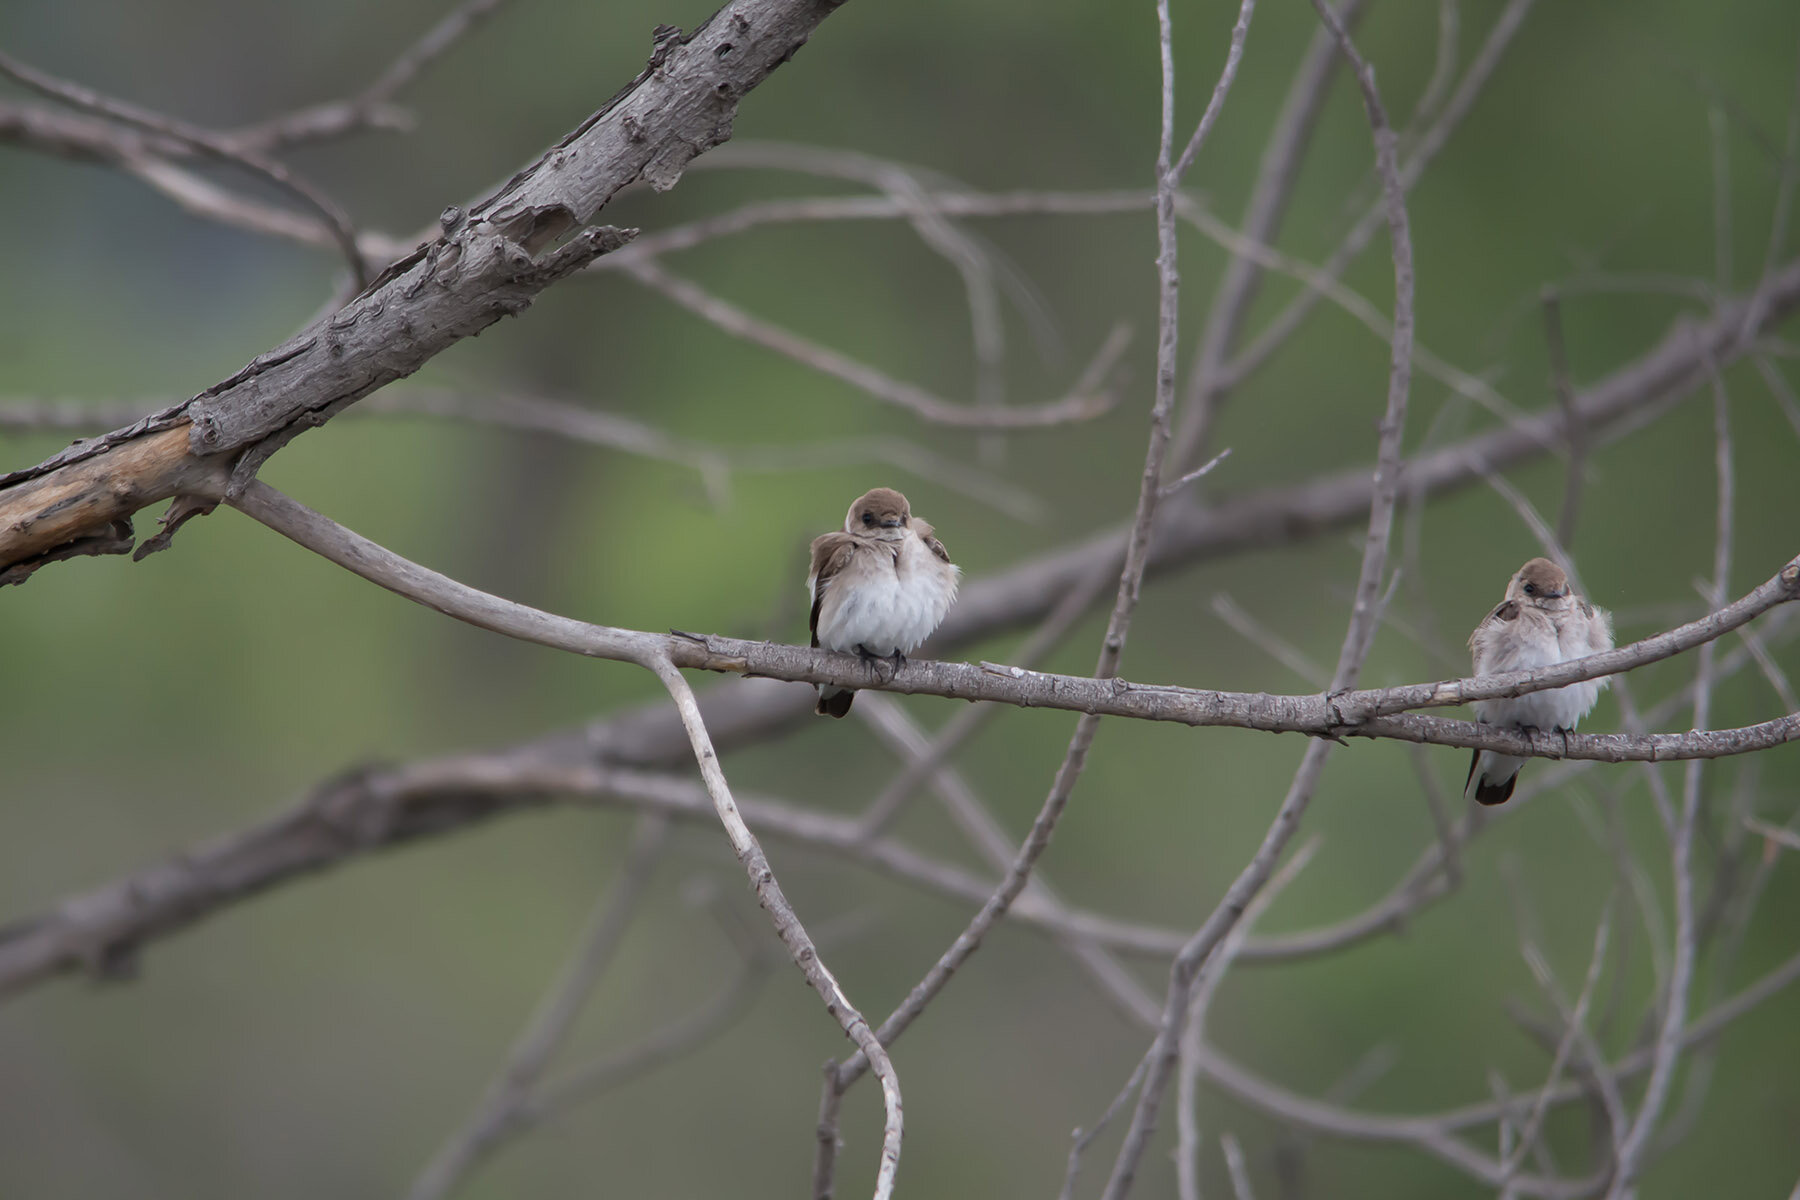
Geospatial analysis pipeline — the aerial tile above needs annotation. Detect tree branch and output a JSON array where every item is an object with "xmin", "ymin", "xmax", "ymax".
[{"xmin": 0, "ymin": 0, "xmax": 857, "ymax": 580}]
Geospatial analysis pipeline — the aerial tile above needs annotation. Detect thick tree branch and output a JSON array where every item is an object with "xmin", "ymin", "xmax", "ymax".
[{"xmin": 0, "ymin": 0, "xmax": 855, "ymax": 579}]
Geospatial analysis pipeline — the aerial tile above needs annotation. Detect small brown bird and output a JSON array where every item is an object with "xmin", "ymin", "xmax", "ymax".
[
  {"xmin": 1465, "ymin": 557, "xmax": 1614, "ymax": 805},
  {"xmin": 807, "ymin": 488, "xmax": 959, "ymax": 718}
]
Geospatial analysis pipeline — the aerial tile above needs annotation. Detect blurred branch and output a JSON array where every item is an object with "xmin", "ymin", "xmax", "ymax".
[
  {"xmin": 1206, "ymin": 0, "xmax": 1539, "ymax": 431},
  {"xmin": 1607, "ymin": 366, "xmax": 1738, "ymax": 1197},
  {"xmin": 228, "ymin": 0, "xmax": 520, "ymax": 152},
  {"xmin": 0, "ymin": 49, "xmax": 370, "ymax": 286},
  {"xmin": 814, "ymin": 0, "xmax": 1255, "ymax": 1179},
  {"xmin": 0, "ymin": 472, "xmax": 1791, "ymax": 999},
  {"xmin": 406, "ymin": 815, "xmax": 672, "ymax": 1200},
  {"xmin": 1169, "ymin": 0, "xmax": 1371, "ymax": 471},
  {"xmin": 7, "ymin": 618, "xmax": 1786, "ymax": 1005},
  {"xmin": 618, "ymin": 257, "xmax": 1123, "ymax": 429},
  {"xmin": 1175, "ymin": 839, "xmax": 1318, "ymax": 1200},
  {"xmin": 1103, "ymin": 2, "xmax": 1417, "ymax": 1186}
]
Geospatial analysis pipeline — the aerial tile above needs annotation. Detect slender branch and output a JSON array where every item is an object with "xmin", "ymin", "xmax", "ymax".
[
  {"xmin": 0, "ymin": 387, "xmax": 1047, "ymax": 522},
  {"xmin": 208, "ymin": 479, "xmax": 1800, "ymax": 752},
  {"xmin": 1176, "ymin": 839, "xmax": 1318, "ymax": 1200},
  {"xmin": 618, "ymin": 257, "xmax": 1121, "ymax": 429},
  {"xmin": 230, "ymin": 0, "xmax": 520, "ymax": 151},
  {"xmin": 812, "ymin": 0, "xmax": 1256, "ymax": 1185},
  {"xmin": 1608, "ymin": 367, "xmax": 1736, "ymax": 1196},
  {"xmin": 1502, "ymin": 900, "xmax": 1618, "ymax": 1183},
  {"xmin": 1542, "ymin": 288, "xmax": 1588, "ymax": 549},
  {"xmin": 651, "ymin": 658, "xmax": 903, "ymax": 1200},
  {"xmin": 1102, "ymin": 7, "xmax": 1418, "ymax": 1191},
  {"xmin": 1220, "ymin": 0, "xmax": 1537, "ymax": 402},
  {"xmin": 1169, "ymin": 0, "xmax": 1370, "ymax": 470}
]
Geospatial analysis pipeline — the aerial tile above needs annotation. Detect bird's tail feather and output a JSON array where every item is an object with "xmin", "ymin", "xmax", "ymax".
[
  {"xmin": 1465, "ymin": 749, "xmax": 1525, "ymax": 806},
  {"xmin": 815, "ymin": 684, "xmax": 855, "ymax": 719}
]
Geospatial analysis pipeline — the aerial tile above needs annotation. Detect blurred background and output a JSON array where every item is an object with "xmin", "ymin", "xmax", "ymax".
[{"xmin": 2, "ymin": 0, "xmax": 1798, "ymax": 1196}]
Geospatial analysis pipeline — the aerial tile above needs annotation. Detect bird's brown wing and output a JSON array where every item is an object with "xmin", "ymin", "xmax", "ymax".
[
  {"xmin": 1468, "ymin": 598, "xmax": 1521, "ymax": 657},
  {"xmin": 808, "ymin": 532, "xmax": 858, "ymax": 648},
  {"xmin": 913, "ymin": 519, "xmax": 952, "ymax": 565}
]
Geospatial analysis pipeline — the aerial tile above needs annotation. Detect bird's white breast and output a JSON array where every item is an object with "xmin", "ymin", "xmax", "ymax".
[
  {"xmin": 815, "ymin": 537, "xmax": 959, "ymax": 656},
  {"xmin": 1473, "ymin": 607, "xmax": 1605, "ymax": 733}
]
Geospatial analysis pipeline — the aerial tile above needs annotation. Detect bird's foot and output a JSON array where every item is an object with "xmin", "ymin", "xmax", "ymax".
[{"xmin": 856, "ymin": 644, "xmax": 899, "ymax": 684}]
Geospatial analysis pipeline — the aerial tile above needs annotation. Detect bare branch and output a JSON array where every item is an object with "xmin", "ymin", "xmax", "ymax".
[
  {"xmin": 811, "ymin": 5, "xmax": 1259, "ymax": 1189},
  {"xmin": 0, "ymin": 0, "xmax": 862, "ymax": 579},
  {"xmin": 1608, "ymin": 365, "xmax": 1737, "ymax": 1196},
  {"xmin": 1170, "ymin": 0, "xmax": 1371, "ymax": 470},
  {"xmin": 175, "ymin": 479, "xmax": 1800, "ymax": 754},
  {"xmin": 231, "ymin": 0, "xmax": 519, "ymax": 151},
  {"xmin": 1218, "ymin": 0, "xmax": 1538, "ymax": 412},
  {"xmin": 1176, "ymin": 839, "xmax": 1318, "ymax": 1200},
  {"xmin": 0, "ymin": 49, "xmax": 369, "ymax": 285},
  {"xmin": 0, "ymin": 387, "xmax": 1047, "ymax": 523},
  {"xmin": 651, "ymin": 658, "xmax": 903, "ymax": 1200},
  {"xmin": 617, "ymin": 257, "xmax": 1121, "ymax": 428},
  {"xmin": 1103, "ymin": 5, "xmax": 1418, "ymax": 1190},
  {"xmin": 8, "ymin": 622, "xmax": 1788, "ymax": 1005}
]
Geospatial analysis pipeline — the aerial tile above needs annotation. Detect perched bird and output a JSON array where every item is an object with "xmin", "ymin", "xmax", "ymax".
[
  {"xmin": 807, "ymin": 487, "xmax": 959, "ymax": 719},
  {"xmin": 1465, "ymin": 557, "xmax": 1614, "ymax": 806}
]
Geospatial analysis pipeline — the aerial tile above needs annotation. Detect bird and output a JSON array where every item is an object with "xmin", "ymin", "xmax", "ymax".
[
  {"xmin": 1465, "ymin": 556, "xmax": 1614, "ymax": 806},
  {"xmin": 807, "ymin": 487, "xmax": 959, "ymax": 718}
]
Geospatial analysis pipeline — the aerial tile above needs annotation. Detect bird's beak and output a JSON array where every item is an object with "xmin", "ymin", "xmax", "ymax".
[{"xmin": 880, "ymin": 518, "xmax": 904, "ymax": 528}]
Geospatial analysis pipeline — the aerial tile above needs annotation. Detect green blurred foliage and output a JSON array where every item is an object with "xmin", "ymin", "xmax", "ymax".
[{"xmin": 2, "ymin": 0, "xmax": 1798, "ymax": 1196}]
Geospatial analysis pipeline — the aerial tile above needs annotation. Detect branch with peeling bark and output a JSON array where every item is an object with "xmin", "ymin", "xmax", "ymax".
[{"xmin": 0, "ymin": 0, "xmax": 859, "ymax": 581}]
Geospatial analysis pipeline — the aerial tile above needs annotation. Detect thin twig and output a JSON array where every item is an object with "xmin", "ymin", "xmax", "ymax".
[
  {"xmin": 1608, "ymin": 368, "xmax": 1735, "ymax": 1196},
  {"xmin": 230, "ymin": 0, "xmax": 519, "ymax": 151},
  {"xmin": 1503, "ymin": 899, "xmax": 1620, "ymax": 1183},
  {"xmin": 652, "ymin": 658, "xmax": 903, "ymax": 1200},
  {"xmin": 1542, "ymin": 288, "xmax": 1588, "ymax": 549},
  {"xmin": 1221, "ymin": 1132, "xmax": 1258, "ymax": 1200},
  {"xmin": 1101, "ymin": 4, "xmax": 1416, "ymax": 1187},
  {"xmin": 0, "ymin": 49, "xmax": 368, "ymax": 286},
  {"xmin": 1218, "ymin": 0, "xmax": 1536, "ymax": 409},
  {"xmin": 1169, "ymin": 0, "xmax": 1372, "ymax": 470},
  {"xmin": 618, "ymin": 257, "xmax": 1121, "ymax": 429},
  {"xmin": 1175, "ymin": 839, "xmax": 1319, "ymax": 1200},
  {"xmin": 814, "ymin": 0, "xmax": 1259, "ymax": 1185}
]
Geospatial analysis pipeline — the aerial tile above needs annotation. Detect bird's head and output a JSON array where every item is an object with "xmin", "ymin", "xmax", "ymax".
[
  {"xmin": 844, "ymin": 487, "xmax": 912, "ymax": 541},
  {"xmin": 1506, "ymin": 557, "xmax": 1573, "ymax": 610}
]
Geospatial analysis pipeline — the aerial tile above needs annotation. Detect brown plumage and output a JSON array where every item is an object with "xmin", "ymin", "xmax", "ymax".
[
  {"xmin": 807, "ymin": 488, "xmax": 959, "ymax": 718},
  {"xmin": 1464, "ymin": 557, "xmax": 1613, "ymax": 806}
]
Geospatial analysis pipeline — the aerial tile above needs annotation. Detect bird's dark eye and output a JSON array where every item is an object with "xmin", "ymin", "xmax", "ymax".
[
  {"xmin": 1523, "ymin": 582, "xmax": 1537, "ymax": 596},
  {"xmin": 861, "ymin": 512, "xmax": 875, "ymax": 526}
]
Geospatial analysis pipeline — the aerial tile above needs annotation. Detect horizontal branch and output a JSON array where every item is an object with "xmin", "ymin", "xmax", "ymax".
[
  {"xmin": 220, "ymin": 471, "xmax": 1800, "ymax": 757},
  {"xmin": 0, "ymin": 0, "xmax": 854, "ymax": 581}
]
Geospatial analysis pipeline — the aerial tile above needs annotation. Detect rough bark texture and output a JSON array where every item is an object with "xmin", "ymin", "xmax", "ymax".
[{"xmin": 0, "ymin": 0, "xmax": 848, "ymax": 580}]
